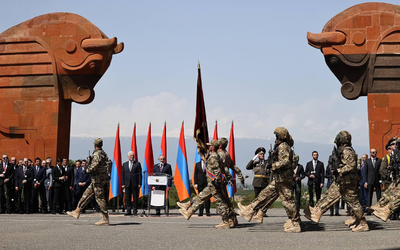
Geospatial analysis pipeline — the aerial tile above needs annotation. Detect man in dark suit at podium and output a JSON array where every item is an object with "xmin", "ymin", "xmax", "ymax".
[
  {"xmin": 305, "ymin": 151, "xmax": 325, "ymax": 207},
  {"xmin": 194, "ymin": 159, "xmax": 210, "ymax": 216},
  {"xmin": 153, "ymin": 155, "xmax": 172, "ymax": 215},
  {"xmin": 121, "ymin": 151, "xmax": 142, "ymax": 216}
]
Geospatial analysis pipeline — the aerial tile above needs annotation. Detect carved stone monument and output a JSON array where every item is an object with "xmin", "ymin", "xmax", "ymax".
[
  {"xmin": 307, "ymin": 2, "xmax": 400, "ymax": 157},
  {"xmin": 0, "ymin": 13, "xmax": 123, "ymax": 160}
]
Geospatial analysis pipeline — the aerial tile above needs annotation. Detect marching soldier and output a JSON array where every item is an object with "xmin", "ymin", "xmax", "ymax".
[
  {"xmin": 304, "ymin": 131, "xmax": 369, "ymax": 232},
  {"xmin": 217, "ymin": 138, "xmax": 244, "ymax": 227},
  {"xmin": 67, "ymin": 138, "xmax": 111, "ymax": 226},
  {"xmin": 177, "ymin": 140, "xmax": 233, "ymax": 229},
  {"xmin": 238, "ymin": 127, "xmax": 301, "ymax": 233}
]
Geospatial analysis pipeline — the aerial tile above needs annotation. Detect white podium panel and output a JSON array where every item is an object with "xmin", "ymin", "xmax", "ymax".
[
  {"xmin": 150, "ymin": 190, "xmax": 165, "ymax": 206},
  {"xmin": 148, "ymin": 175, "xmax": 168, "ymax": 186}
]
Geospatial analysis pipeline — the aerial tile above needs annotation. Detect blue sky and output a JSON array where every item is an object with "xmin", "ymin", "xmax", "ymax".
[{"xmin": 2, "ymin": 0, "xmax": 392, "ymax": 148}]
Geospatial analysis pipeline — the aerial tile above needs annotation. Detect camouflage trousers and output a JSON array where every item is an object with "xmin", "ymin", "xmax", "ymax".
[
  {"xmin": 77, "ymin": 181, "xmax": 108, "ymax": 215},
  {"xmin": 316, "ymin": 180, "xmax": 364, "ymax": 220},
  {"xmin": 378, "ymin": 181, "xmax": 396, "ymax": 207},
  {"xmin": 251, "ymin": 180, "xmax": 299, "ymax": 221},
  {"xmin": 377, "ymin": 181, "xmax": 400, "ymax": 213},
  {"xmin": 191, "ymin": 182, "xmax": 231, "ymax": 219}
]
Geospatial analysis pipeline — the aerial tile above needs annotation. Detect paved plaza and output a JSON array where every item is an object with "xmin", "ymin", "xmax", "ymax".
[{"xmin": 1, "ymin": 208, "xmax": 399, "ymax": 250}]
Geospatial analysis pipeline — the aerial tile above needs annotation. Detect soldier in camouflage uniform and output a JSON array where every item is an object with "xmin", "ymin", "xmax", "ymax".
[
  {"xmin": 178, "ymin": 140, "xmax": 232, "ymax": 229},
  {"xmin": 238, "ymin": 127, "xmax": 301, "ymax": 233},
  {"xmin": 304, "ymin": 131, "xmax": 369, "ymax": 232},
  {"xmin": 67, "ymin": 138, "xmax": 110, "ymax": 226},
  {"xmin": 371, "ymin": 138, "xmax": 400, "ymax": 221},
  {"xmin": 217, "ymin": 137, "xmax": 245, "ymax": 227}
]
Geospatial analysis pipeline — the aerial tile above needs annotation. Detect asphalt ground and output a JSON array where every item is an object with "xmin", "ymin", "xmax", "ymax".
[{"xmin": 0, "ymin": 208, "xmax": 400, "ymax": 250}]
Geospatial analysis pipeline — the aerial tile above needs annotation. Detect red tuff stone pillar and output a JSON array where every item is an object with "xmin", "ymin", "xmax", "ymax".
[
  {"xmin": 0, "ymin": 13, "xmax": 124, "ymax": 161},
  {"xmin": 368, "ymin": 93, "xmax": 400, "ymax": 158}
]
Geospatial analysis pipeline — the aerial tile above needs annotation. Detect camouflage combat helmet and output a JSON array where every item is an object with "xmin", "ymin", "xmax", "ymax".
[
  {"xmin": 207, "ymin": 139, "xmax": 220, "ymax": 148},
  {"xmin": 219, "ymin": 138, "xmax": 228, "ymax": 149},
  {"xmin": 274, "ymin": 127, "xmax": 294, "ymax": 146},
  {"xmin": 94, "ymin": 138, "xmax": 103, "ymax": 148},
  {"xmin": 334, "ymin": 131, "xmax": 352, "ymax": 146}
]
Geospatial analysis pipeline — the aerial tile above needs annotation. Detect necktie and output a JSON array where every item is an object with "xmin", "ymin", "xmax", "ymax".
[
  {"xmin": 23, "ymin": 167, "xmax": 26, "ymax": 175},
  {"xmin": 129, "ymin": 161, "xmax": 132, "ymax": 172},
  {"xmin": 160, "ymin": 164, "xmax": 163, "ymax": 172},
  {"xmin": 202, "ymin": 162, "xmax": 205, "ymax": 172},
  {"xmin": 372, "ymin": 158, "xmax": 375, "ymax": 168},
  {"xmin": 4, "ymin": 163, "xmax": 6, "ymax": 172}
]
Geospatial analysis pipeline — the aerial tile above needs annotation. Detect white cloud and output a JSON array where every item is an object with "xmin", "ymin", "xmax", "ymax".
[{"xmin": 70, "ymin": 91, "xmax": 369, "ymax": 147}]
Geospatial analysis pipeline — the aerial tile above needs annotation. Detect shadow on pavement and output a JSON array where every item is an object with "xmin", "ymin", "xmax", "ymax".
[
  {"xmin": 109, "ymin": 222, "xmax": 142, "ymax": 226},
  {"xmin": 187, "ymin": 223, "xmax": 258, "ymax": 229}
]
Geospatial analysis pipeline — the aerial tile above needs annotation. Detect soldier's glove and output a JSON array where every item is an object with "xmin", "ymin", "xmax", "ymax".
[
  {"xmin": 240, "ymin": 178, "xmax": 245, "ymax": 186},
  {"xmin": 228, "ymin": 180, "xmax": 234, "ymax": 187}
]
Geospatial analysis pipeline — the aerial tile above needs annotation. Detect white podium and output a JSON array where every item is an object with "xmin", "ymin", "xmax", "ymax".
[{"xmin": 147, "ymin": 174, "xmax": 171, "ymax": 216}]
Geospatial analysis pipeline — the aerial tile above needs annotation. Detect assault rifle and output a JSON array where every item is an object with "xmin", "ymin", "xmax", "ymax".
[
  {"xmin": 328, "ymin": 146, "xmax": 339, "ymax": 181},
  {"xmin": 87, "ymin": 150, "xmax": 93, "ymax": 168},
  {"xmin": 266, "ymin": 144, "xmax": 275, "ymax": 169},
  {"xmin": 389, "ymin": 148, "xmax": 400, "ymax": 185}
]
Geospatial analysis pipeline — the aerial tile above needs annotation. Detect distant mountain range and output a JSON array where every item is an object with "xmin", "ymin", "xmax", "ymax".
[{"xmin": 70, "ymin": 136, "xmax": 369, "ymax": 185}]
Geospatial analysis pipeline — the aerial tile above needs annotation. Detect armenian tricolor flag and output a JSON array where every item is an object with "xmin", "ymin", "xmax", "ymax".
[
  {"xmin": 109, "ymin": 123, "xmax": 122, "ymax": 200},
  {"xmin": 174, "ymin": 122, "xmax": 190, "ymax": 201},
  {"xmin": 141, "ymin": 123, "xmax": 154, "ymax": 196}
]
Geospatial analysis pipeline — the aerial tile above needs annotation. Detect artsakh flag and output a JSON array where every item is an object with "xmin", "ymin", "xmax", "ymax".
[
  {"xmin": 109, "ymin": 123, "xmax": 122, "ymax": 200},
  {"xmin": 174, "ymin": 122, "xmax": 191, "ymax": 201},
  {"xmin": 141, "ymin": 123, "xmax": 154, "ymax": 196},
  {"xmin": 160, "ymin": 121, "xmax": 167, "ymax": 163},
  {"xmin": 227, "ymin": 121, "xmax": 237, "ymax": 197}
]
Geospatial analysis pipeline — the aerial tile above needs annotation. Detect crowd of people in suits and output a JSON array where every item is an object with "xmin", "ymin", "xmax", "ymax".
[{"xmin": 0, "ymin": 155, "xmax": 95, "ymax": 214}]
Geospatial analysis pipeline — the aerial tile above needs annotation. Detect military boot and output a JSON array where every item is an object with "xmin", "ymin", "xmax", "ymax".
[
  {"xmin": 252, "ymin": 210, "xmax": 264, "ymax": 223},
  {"xmin": 351, "ymin": 218, "xmax": 369, "ymax": 232},
  {"xmin": 95, "ymin": 213, "xmax": 109, "ymax": 226},
  {"xmin": 177, "ymin": 201, "xmax": 191, "ymax": 210},
  {"xmin": 345, "ymin": 215, "xmax": 356, "ymax": 227},
  {"xmin": 66, "ymin": 208, "xmax": 81, "ymax": 219},
  {"xmin": 215, "ymin": 218, "xmax": 230, "ymax": 229},
  {"xmin": 238, "ymin": 202, "xmax": 246, "ymax": 211},
  {"xmin": 284, "ymin": 220, "xmax": 301, "ymax": 233},
  {"xmin": 373, "ymin": 205, "xmax": 392, "ymax": 222},
  {"xmin": 368, "ymin": 203, "xmax": 380, "ymax": 212},
  {"xmin": 179, "ymin": 207, "xmax": 194, "ymax": 220},
  {"xmin": 305, "ymin": 206, "xmax": 322, "ymax": 223},
  {"xmin": 228, "ymin": 214, "xmax": 239, "ymax": 227},
  {"xmin": 303, "ymin": 206, "xmax": 314, "ymax": 221},
  {"xmin": 237, "ymin": 204, "xmax": 255, "ymax": 222},
  {"xmin": 283, "ymin": 219, "xmax": 292, "ymax": 229}
]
